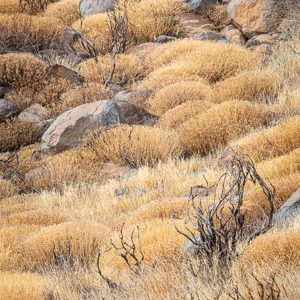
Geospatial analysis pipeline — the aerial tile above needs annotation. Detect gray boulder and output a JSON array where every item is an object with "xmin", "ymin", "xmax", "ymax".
[
  {"xmin": 42, "ymin": 100, "xmax": 124, "ymax": 153},
  {"xmin": 274, "ymin": 189, "xmax": 300, "ymax": 227},
  {"xmin": 186, "ymin": 0, "xmax": 218, "ymax": 12},
  {"xmin": 80, "ymin": 0, "xmax": 116, "ymax": 17},
  {"xmin": 192, "ymin": 31, "xmax": 229, "ymax": 43},
  {"xmin": 0, "ymin": 99, "xmax": 20, "ymax": 123}
]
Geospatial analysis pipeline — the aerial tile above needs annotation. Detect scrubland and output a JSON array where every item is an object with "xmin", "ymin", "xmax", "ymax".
[{"xmin": 0, "ymin": 0, "xmax": 300, "ymax": 299}]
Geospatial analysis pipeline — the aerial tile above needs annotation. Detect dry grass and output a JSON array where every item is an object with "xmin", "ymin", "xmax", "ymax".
[
  {"xmin": 179, "ymin": 101, "xmax": 273, "ymax": 155},
  {"xmin": 79, "ymin": 54, "xmax": 145, "ymax": 85},
  {"xmin": 0, "ymin": 119, "xmax": 42, "ymax": 152},
  {"xmin": 0, "ymin": 0, "xmax": 20, "ymax": 14},
  {"xmin": 157, "ymin": 100, "xmax": 213, "ymax": 129},
  {"xmin": 204, "ymin": 3, "xmax": 230, "ymax": 29},
  {"xmin": 144, "ymin": 39, "xmax": 259, "ymax": 82},
  {"xmin": 0, "ymin": 13, "xmax": 63, "ymax": 52},
  {"xmin": 21, "ymin": 221, "xmax": 111, "ymax": 270},
  {"xmin": 0, "ymin": 179, "xmax": 17, "ymax": 199},
  {"xmin": 44, "ymin": 0, "xmax": 80, "ymax": 26},
  {"xmin": 147, "ymin": 80, "xmax": 211, "ymax": 116},
  {"xmin": 0, "ymin": 272, "xmax": 48, "ymax": 300},
  {"xmin": 210, "ymin": 70, "xmax": 283, "ymax": 103},
  {"xmin": 231, "ymin": 116, "xmax": 300, "ymax": 162},
  {"xmin": 89, "ymin": 125, "xmax": 183, "ymax": 167},
  {"xmin": 0, "ymin": 53, "xmax": 48, "ymax": 90}
]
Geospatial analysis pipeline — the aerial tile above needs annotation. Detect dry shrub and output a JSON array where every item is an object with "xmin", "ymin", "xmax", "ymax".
[
  {"xmin": 148, "ymin": 80, "xmax": 211, "ymax": 116},
  {"xmin": 0, "ymin": 179, "xmax": 17, "ymax": 200},
  {"xmin": 0, "ymin": 119, "xmax": 42, "ymax": 152},
  {"xmin": 204, "ymin": 4, "xmax": 230, "ymax": 29},
  {"xmin": 0, "ymin": 53, "xmax": 48, "ymax": 90},
  {"xmin": 0, "ymin": 0, "xmax": 20, "ymax": 13},
  {"xmin": 275, "ymin": 89, "xmax": 300, "ymax": 117},
  {"xmin": 90, "ymin": 125, "xmax": 183, "ymax": 167},
  {"xmin": 27, "ymin": 148, "xmax": 103, "ymax": 192},
  {"xmin": 52, "ymin": 82, "xmax": 114, "ymax": 116},
  {"xmin": 257, "ymin": 148, "xmax": 300, "ymax": 179},
  {"xmin": 210, "ymin": 70, "xmax": 283, "ymax": 103},
  {"xmin": 0, "ymin": 14, "xmax": 64, "ymax": 52},
  {"xmin": 72, "ymin": 13, "xmax": 111, "ymax": 55},
  {"xmin": 44, "ymin": 0, "xmax": 80, "ymax": 26},
  {"xmin": 21, "ymin": 221, "xmax": 111, "ymax": 269},
  {"xmin": 179, "ymin": 101, "xmax": 273, "ymax": 155},
  {"xmin": 240, "ymin": 227, "xmax": 300, "ymax": 274},
  {"xmin": 126, "ymin": 0, "xmax": 185, "ymax": 43},
  {"xmin": 1, "ymin": 210, "xmax": 69, "ymax": 227},
  {"xmin": 157, "ymin": 100, "xmax": 213, "ymax": 129},
  {"xmin": 80, "ymin": 54, "xmax": 145, "ymax": 85},
  {"xmin": 0, "ymin": 272, "xmax": 48, "ymax": 300},
  {"xmin": 136, "ymin": 62, "xmax": 206, "ymax": 90},
  {"xmin": 243, "ymin": 172, "xmax": 300, "ymax": 222},
  {"xmin": 145, "ymin": 39, "xmax": 259, "ymax": 82},
  {"xmin": 231, "ymin": 116, "xmax": 300, "ymax": 162}
]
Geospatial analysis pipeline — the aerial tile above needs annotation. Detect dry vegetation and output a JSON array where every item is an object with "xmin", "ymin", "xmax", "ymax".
[{"xmin": 1, "ymin": 0, "xmax": 300, "ymax": 299}]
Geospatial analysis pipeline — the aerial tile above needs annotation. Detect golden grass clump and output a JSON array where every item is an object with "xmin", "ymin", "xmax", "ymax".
[
  {"xmin": 204, "ymin": 3, "xmax": 230, "ymax": 29},
  {"xmin": 126, "ymin": 0, "xmax": 185, "ymax": 43},
  {"xmin": 145, "ymin": 39, "xmax": 259, "ymax": 82},
  {"xmin": 80, "ymin": 54, "xmax": 145, "ymax": 85},
  {"xmin": 44, "ymin": 0, "xmax": 80, "ymax": 26},
  {"xmin": 0, "ymin": 272, "xmax": 48, "ymax": 300},
  {"xmin": 0, "ymin": 0, "xmax": 20, "ymax": 14},
  {"xmin": 89, "ymin": 125, "xmax": 183, "ymax": 167},
  {"xmin": 0, "ymin": 179, "xmax": 17, "ymax": 200},
  {"xmin": 240, "ymin": 227, "xmax": 300, "ymax": 274},
  {"xmin": 0, "ymin": 53, "xmax": 48, "ymax": 90},
  {"xmin": 53, "ymin": 82, "xmax": 114, "ymax": 117},
  {"xmin": 231, "ymin": 116, "xmax": 300, "ymax": 162},
  {"xmin": 147, "ymin": 80, "xmax": 211, "ymax": 116},
  {"xmin": 26, "ymin": 148, "xmax": 103, "ymax": 192},
  {"xmin": 275, "ymin": 89, "xmax": 300, "ymax": 117},
  {"xmin": 21, "ymin": 221, "xmax": 111, "ymax": 269},
  {"xmin": 179, "ymin": 101, "xmax": 273, "ymax": 155},
  {"xmin": 0, "ymin": 14, "xmax": 64, "ymax": 52},
  {"xmin": 210, "ymin": 70, "xmax": 283, "ymax": 103},
  {"xmin": 157, "ymin": 100, "xmax": 213, "ymax": 129},
  {"xmin": 0, "ymin": 119, "xmax": 42, "ymax": 152}
]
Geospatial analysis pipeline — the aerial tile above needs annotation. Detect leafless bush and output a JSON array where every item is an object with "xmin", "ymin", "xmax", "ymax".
[
  {"xmin": 97, "ymin": 223, "xmax": 144, "ymax": 289},
  {"xmin": 19, "ymin": 0, "xmax": 50, "ymax": 13},
  {"xmin": 172, "ymin": 153, "xmax": 275, "ymax": 267}
]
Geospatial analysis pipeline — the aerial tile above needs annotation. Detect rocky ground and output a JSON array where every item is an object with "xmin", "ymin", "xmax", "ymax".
[{"xmin": 0, "ymin": 0, "xmax": 300, "ymax": 299}]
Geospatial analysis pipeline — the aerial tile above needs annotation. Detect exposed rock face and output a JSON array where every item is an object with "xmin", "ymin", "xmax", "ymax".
[
  {"xmin": 156, "ymin": 35, "xmax": 176, "ymax": 44},
  {"xmin": 0, "ymin": 99, "xmax": 20, "ymax": 123},
  {"xmin": 42, "ymin": 100, "xmax": 124, "ymax": 153},
  {"xmin": 47, "ymin": 65, "xmax": 84, "ymax": 85},
  {"xmin": 186, "ymin": 0, "xmax": 218, "ymax": 12},
  {"xmin": 224, "ymin": 28, "xmax": 245, "ymax": 45},
  {"xmin": 227, "ymin": 0, "xmax": 280, "ymax": 36},
  {"xmin": 18, "ymin": 104, "xmax": 48, "ymax": 123},
  {"xmin": 275, "ymin": 189, "xmax": 300, "ymax": 227},
  {"xmin": 80, "ymin": 0, "xmax": 116, "ymax": 17},
  {"xmin": 192, "ymin": 31, "xmax": 229, "ymax": 43}
]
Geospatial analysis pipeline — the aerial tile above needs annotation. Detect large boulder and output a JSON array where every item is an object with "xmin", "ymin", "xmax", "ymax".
[
  {"xmin": 227, "ymin": 0, "xmax": 280, "ymax": 37},
  {"xmin": 0, "ymin": 99, "xmax": 20, "ymax": 123},
  {"xmin": 186, "ymin": 0, "xmax": 218, "ymax": 12},
  {"xmin": 42, "ymin": 100, "xmax": 124, "ymax": 153},
  {"xmin": 275, "ymin": 189, "xmax": 300, "ymax": 227},
  {"xmin": 80, "ymin": 0, "xmax": 116, "ymax": 17}
]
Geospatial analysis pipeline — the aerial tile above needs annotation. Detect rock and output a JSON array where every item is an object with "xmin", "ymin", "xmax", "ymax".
[
  {"xmin": 248, "ymin": 43, "xmax": 272, "ymax": 55},
  {"xmin": 25, "ymin": 166, "xmax": 49, "ymax": 187},
  {"xmin": 42, "ymin": 100, "xmax": 124, "ymax": 153},
  {"xmin": 185, "ymin": 0, "xmax": 218, "ymax": 12},
  {"xmin": 192, "ymin": 31, "xmax": 229, "ymax": 43},
  {"xmin": 178, "ymin": 13, "xmax": 213, "ymax": 35},
  {"xmin": 47, "ymin": 65, "xmax": 84, "ymax": 85},
  {"xmin": 275, "ymin": 189, "xmax": 300, "ymax": 226},
  {"xmin": 114, "ymin": 91, "xmax": 157, "ymax": 125},
  {"xmin": 245, "ymin": 34, "xmax": 275, "ymax": 48},
  {"xmin": 2, "ymin": 168, "xmax": 23, "ymax": 184},
  {"xmin": 113, "ymin": 90, "xmax": 155, "ymax": 112},
  {"xmin": 227, "ymin": 0, "xmax": 280, "ymax": 37},
  {"xmin": 18, "ymin": 104, "xmax": 48, "ymax": 123},
  {"xmin": 224, "ymin": 28, "xmax": 245, "ymax": 45},
  {"xmin": 0, "ymin": 99, "xmax": 20, "ymax": 123},
  {"xmin": 156, "ymin": 35, "xmax": 176, "ymax": 44},
  {"xmin": 80, "ymin": 0, "xmax": 116, "ymax": 17}
]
